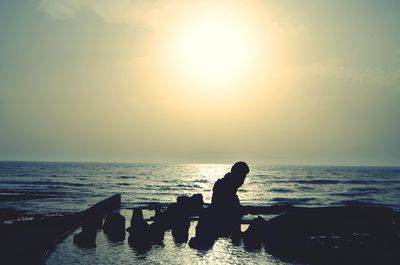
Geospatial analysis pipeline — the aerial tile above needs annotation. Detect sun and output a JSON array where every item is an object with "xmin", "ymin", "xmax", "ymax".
[{"xmin": 172, "ymin": 15, "xmax": 253, "ymax": 84}]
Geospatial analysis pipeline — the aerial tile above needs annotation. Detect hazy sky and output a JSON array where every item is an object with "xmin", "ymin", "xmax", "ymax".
[{"xmin": 1, "ymin": 0, "xmax": 399, "ymax": 166}]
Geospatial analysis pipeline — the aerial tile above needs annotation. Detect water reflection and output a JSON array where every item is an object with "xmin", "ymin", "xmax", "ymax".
[{"xmin": 47, "ymin": 209, "xmax": 294, "ymax": 265}]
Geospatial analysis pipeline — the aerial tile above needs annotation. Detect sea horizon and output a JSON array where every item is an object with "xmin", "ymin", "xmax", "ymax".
[{"xmin": 1, "ymin": 159, "xmax": 399, "ymax": 168}]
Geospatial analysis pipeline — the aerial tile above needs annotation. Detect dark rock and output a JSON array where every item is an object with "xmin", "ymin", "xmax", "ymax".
[
  {"xmin": 242, "ymin": 216, "xmax": 267, "ymax": 250},
  {"xmin": 73, "ymin": 215, "xmax": 101, "ymax": 248},
  {"xmin": 148, "ymin": 222, "xmax": 165, "ymax": 244},
  {"xmin": 176, "ymin": 193, "xmax": 204, "ymax": 216},
  {"xmin": 171, "ymin": 214, "xmax": 190, "ymax": 243},
  {"xmin": 164, "ymin": 204, "xmax": 190, "ymax": 243},
  {"xmin": 242, "ymin": 204, "xmax": 296, "ymax": 215},
  {"xmin": 127, "ymin": 208, "xmax": 167, "ymax": 248},
  {"xmin": 127, "ymin": 209, "xmax": 149, "ymax": 240},
  {"xmin": 264, "ymin": 206, "xmax": 394, "ymax": 237},
  {"xmin": 103, "ymin": 212, "xmax": 125, "ymax": 241},
  {"xmin": 188, "ymin": 236, "xmax": 215, "ymax": 250},
  {"xmin": 0, "ymin": 194, "xmax": 121, "ymax": 265},
  {"xmin": 153, "ymin": 208, "xmax": 164, "ymax": 224},
  {"xmin": 82, "ymin": 215, "xmax": 103, "ymax": 231},
  {"xmin": 188, "ymin": 207, "xmax": 217, "ymax": 250},
  {"xmin": 394, "ymin": 212, "xmax": 400, "ymax": 226},
  {"xmin": 73, "ymin": 230, "xmax": 96, "ymax": 248},
  {"xmin": 148, "ymin": 194, "xmax": 203, "ymax": 244},
  {"xmin": 262, "ymin": 206, "xmax": 399, "ymax": 264},
  {"xmin": 127, "ymin": 209, "xmax": 152, "ymax": 252},
  {"xmin": 0, "ymin": 208, "xmax": 27, "ymax": 222},
  {"xmin": 129, "ymin": 208, "xmax": 147, "ymax": 229}
]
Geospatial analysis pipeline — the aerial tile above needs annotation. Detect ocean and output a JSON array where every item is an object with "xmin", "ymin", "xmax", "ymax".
[{"xmin": 1, "ymin": 161, "xmax": 399, "ymax": 264}]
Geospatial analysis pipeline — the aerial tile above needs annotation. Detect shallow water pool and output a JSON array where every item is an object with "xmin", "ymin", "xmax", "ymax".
[{"xmin": 46, "ymin": 209, "xmax": 295, "ymax": 265}]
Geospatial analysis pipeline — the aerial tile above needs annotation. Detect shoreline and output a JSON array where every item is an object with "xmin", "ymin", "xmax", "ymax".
[{"xmin": 1, "ymin": 195, "xmax": 400, "ymax": 265}]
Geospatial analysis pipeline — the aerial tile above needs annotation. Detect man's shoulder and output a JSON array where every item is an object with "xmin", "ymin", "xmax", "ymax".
[
  {"xmin": 213, "ymin": 178, "xmax": 223, "ymax": 188},
  {"xmin": 213, "ymin": 173, "xmax": 230, "ymax": 188}
]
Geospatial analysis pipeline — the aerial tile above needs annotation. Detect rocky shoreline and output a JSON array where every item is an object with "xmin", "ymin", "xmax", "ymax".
[
  {"xmin": 1, "ymin": 194, "xmax": 400, "ymax": 265},
  {"xmin": 0, "ymin": 194, "xmax": 121, "ymax": 265}
]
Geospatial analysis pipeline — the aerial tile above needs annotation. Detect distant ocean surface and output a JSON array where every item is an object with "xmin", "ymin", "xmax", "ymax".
[{"xmin": 1, "ymin": 161, "xmax": 399, "ymax": 213}]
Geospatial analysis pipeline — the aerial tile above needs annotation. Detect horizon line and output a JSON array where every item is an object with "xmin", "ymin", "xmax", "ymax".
[{"xmin": 0, "ymin": 159, "xmax": 399, "ymax": 168}]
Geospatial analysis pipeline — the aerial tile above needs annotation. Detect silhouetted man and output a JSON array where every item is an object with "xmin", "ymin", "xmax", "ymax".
[{"xmin": 189, "ymin": 161, "xmax": 250, "ymax": 249}]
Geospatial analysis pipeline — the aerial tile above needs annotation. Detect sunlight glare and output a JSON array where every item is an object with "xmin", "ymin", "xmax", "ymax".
[{"xmin": 173, "ymin": 16, "xmax": 253, "ymax": 85}]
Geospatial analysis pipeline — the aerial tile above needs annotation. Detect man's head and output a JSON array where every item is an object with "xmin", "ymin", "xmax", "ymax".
[{"xmin": 230, "ymin": 161, "xmax": 249, "ymax": 189}]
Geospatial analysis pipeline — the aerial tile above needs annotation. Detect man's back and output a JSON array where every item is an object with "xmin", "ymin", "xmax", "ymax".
[{"xmin": 211, "ymin": 173, "xmax": 241, "ymax": 211}]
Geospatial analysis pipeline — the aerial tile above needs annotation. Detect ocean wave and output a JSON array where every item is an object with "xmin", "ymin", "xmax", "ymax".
[
  {"xmin": 346, "ymin": 180, "xmax": 400, "ymax": 184},
  {"xmin": 48, "ymin": 174, "xmax": 69, "ymax": 178},
  {"xmin": 273, "ymin": 179, "xmax": 400, "ymax": 185},
  {"xmin": 194, "ymin": 179, "xmax": 209, "ymax": 183},
  {"xmin": 298, "ymin": 186, "xmax": 315, "ymax": 191},
  {"xmin": 336, "ymin": 200, "xmax": 384, "ymax": 207},
  {"xmin": 296, "ymin": 179, "xmax": 341, "ymax": 185},
  {"xmin": 0, "ymin": 180, "xmax": 93, "ymax": 187},
  {"xmin": 330, "ymin": 192, "xmax": 351, "ymax": 197},
  {"xmin": 330, "ymin": 187, "xmax": 385, "ymax": 197},
  {"xmin": 272, "ymin": 197, "xmax": 315, "ymax": 204},
  {"xmin": 269, "ymin": 188, "xmax": 294, "ymax": 193},
  {"xmin": 349, "ymin": 187, "xmax": 383, "ymax": 193},
  {"xmin": 273, "ymin": 179, "xmax": 340, "ymax": 185},
  {"xmin": 118, "ymin": 175, "xmax": 134, "ymax": 179},
  {"xmin": 16, "ymin": 173, "xmax": 38, "ymax": 177},
  {"xmin": 117, "ymin": 183, "xmax": 130, "ymax": 186}
]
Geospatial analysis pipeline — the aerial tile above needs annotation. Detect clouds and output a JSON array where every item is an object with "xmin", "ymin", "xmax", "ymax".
[
  {"xmin": 283, "ymin": 59, "xmax": 400, "ymax": 86},
  {"xmin": 38, "ymin": 0, "xmax": 80, "ymax": 20},
  {"xmin": 38, "ymin": 0, "xmax": 163, "ymax": 27},
  {"xmin": 37, "ymin": 0, "xmax": 307, "ymax": 35},
  {"xmin": 0, "ymin": 1, "xmax": 398, "ymax": 165}
]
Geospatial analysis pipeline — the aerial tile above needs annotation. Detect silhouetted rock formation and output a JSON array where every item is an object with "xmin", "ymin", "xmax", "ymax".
[
  {"xmin": 176, "ymin": 193, "xmax": 204, "ymax": 216},
  {"xmin": 0, "ymin": 194, "xmax": 121, "ymax": 265},
  {"xmin": 172, "ymin": 194, "xmax": 203, "ymax": 243},
  {"xmin": 73, "ymin": 216, "xmax": 102, "ymax": 248},
  {"xmin": 127, "ymin": 209, "xmax": 151, "ymax": 249},
  {"xmin": 261, "ymin": 206, "xmax": 399, "ymax": 264},
  {"xmin": 73, "ymin": 229, "xmax": 96, "ymax": 248},
  {"xmin": 149, "ymin": 194, "xmax": 204, "ymax": 244},
  {"xmin": 241, "ymin": 204, "xmax": 295, "ymax": 215},
  {"xmin": 103, "ymin": 212, "xmax": 125, "ymax": 241},
  {"xmin": 242, "ymin": 216, "xmax": 267, "ymax": 250},
  {"xmin": 188, "ymin": 207, "xmax": 217, "ymax": 250}
]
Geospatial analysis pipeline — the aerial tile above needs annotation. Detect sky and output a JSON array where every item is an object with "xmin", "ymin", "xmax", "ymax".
[{"xmin": 0, "ymin": 0, "xmax": 399, "ymax": 166}]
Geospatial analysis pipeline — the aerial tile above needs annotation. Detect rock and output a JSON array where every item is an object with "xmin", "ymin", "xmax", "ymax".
[
  {"xmin": 241, "ymin": 204, "xmax": 296, "ymax": 215},
  {"xmin": 148, "ymin": 221, "xmax": 165, "ymax": 244},
  {"xmin": 73, "ymin": 230, "xmax": 96, "ymax": 248},
  {"xmin": 261, "ymin": 206, "xmax": 398, "ymax": 264},
  {"xmin": 127, "ymin": 209, "xmax": 152, "ymax": 252},
  {"xmin": 188, "ymin": 207, "xmax": 218, "ymax": 250},
  {"xmin": 263, "ymin": 206, "xmax": 394, "ymax": 237},
  {"xmin": 149, "ymin": 194, "xmax": 203, "ymax": 243},
  {"xmin": 176, "ymin": 193, "xmax": 204, "ymax": 216},
  {"xmin": 82, "ymin": 215, "xmax": 103, "ymax": 231},
  {"xmin": 127, "ymin": 209, "xmax": 149, "ymax": 240},
  {"xmin": 153, "ymin": 208, "xmax": 164, "ymax": 225},
  {"xmin": 73, "ymin": 216, "xmax": 101, "ymax": 248},
  {"xmin": 163, "ymin": 204, "xmax": 190, "ymax": 243},
  {"xmin": 188, "ymin": 233, "xmax": 215, "ymax": 250},
  {"xmin": 103, "ymin": 212, "xmax": 125, "ymax": 241},
  {"xmin": 127, "ymin": 208, "xmax": 167, "ymax": 247},
  {"xmin": 171, "ymin": 215, "xmax": 190, "ymax": 243},
  {"xmin": 242, "ymin": 216, "xmax": 267, "ymax": 250},
  {"xmin": 129, "ymin": 208, "xmax": 147, "ymax": 229}
]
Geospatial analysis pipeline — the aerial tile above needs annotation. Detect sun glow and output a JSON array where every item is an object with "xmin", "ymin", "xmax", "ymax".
[{"xmin": 172, "ymin": 15, "xmax": 253, "ymax": 85}]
